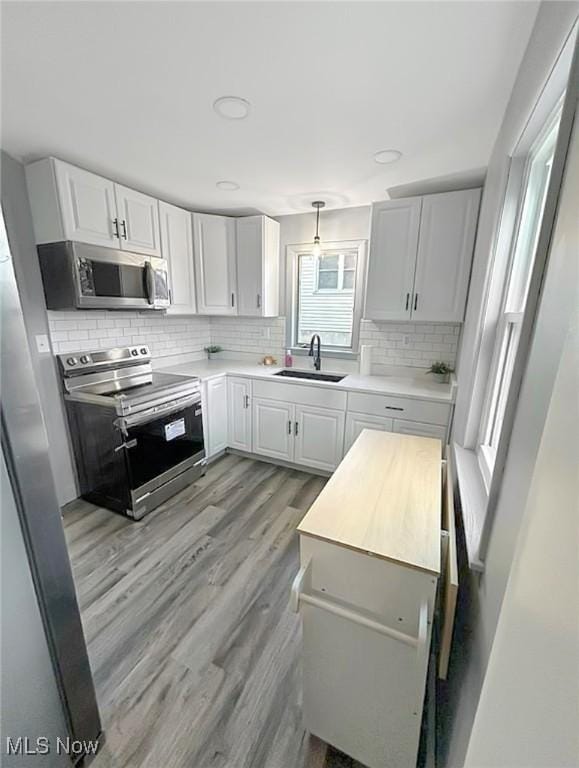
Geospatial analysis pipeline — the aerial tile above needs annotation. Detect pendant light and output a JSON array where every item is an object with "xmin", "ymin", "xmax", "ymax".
[{"xmin": 311, "ymin": 201, "xmax": 325, "ymax": 258}]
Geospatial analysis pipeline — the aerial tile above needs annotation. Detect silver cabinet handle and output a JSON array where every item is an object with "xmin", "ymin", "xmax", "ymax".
[
  {"xmin": 113, "ymin": 218, "xmax": 120, "ymax": 239},
  {"xmin": 121, "ymin": 219, "xmax": 127, "ymax": 239},
  {"xmin": 288, "ymin": 420, "xmax": 292, "ymax": 435},
  {"xmin": 384, "ymin": 406, "xmax": 404, "ymax": 411},
  {"xmin": 414, "ymin": 293, "xmax": 418, "ymax": 311},
  {"xmin": 405, "ymin": 293, "xmax": 410, "ymax": 311},
  {"xmin": 231, "ymin": 292, "xmax": 235, "ymax": 307},
  {"xmin": 257, "ymin": 293, "xmax": 261, "ymax": 309},
  {"xmin": 244, "ymin": 394, "xmax": 250, "ymax": 409},
  {"xmin": 295, "ymin": 421, "xmax": 299, "ymax": 436}
]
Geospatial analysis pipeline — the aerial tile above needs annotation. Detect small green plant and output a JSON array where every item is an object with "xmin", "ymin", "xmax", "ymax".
[
  {"xmin": 427, "ymin": 361, "xmax": 454, "ymax": 375},
  {"xmin": 204, "ymin": 345, "xmax": 222, "ymax": 358}
]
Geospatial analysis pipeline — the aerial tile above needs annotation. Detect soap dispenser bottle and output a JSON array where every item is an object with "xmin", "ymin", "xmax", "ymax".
[{"xmin": 284, "ymin": 349, "xmax": 293, "ymax": 368}]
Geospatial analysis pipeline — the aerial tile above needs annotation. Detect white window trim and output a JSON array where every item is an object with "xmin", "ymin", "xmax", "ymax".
[
  {"xmin": 452, "ymin": 16, "xmax": 577, "ymax": 572},
  {"xmin": 285, "ymin": 239, "xmax": 367, "ymax": 357},
  {"xmin": 476, "ymin": 108, "xmax": 560, "ymax": 488}
]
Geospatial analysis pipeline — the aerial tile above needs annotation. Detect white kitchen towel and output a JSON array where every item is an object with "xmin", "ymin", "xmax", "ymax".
[{"xmin": 359, "ymin": 345, "xmax": 373, "ymax": 375}]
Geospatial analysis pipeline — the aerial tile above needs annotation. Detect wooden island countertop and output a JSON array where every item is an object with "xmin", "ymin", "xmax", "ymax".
[{"xmin": 297, "ymin": 430, "xmax": 442, "ymax": 575}]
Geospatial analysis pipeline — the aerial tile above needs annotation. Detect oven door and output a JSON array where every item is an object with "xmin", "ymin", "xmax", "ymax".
[
  {"xmin": 72, "ymin": 243, "xmax": 169, "ymax": 310},
  {"xmin": 116, "ymin": 395, "xmax": 205, "ymax": 515}
]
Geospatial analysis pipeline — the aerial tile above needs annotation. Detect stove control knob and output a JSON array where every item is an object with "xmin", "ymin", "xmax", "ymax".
[
  {"xmin": 80, "ymin": 355, "xmax": 90, "ymax": 364},
  {"xmin": 66, "ymin": 357, "xmax": 77, "ymax": 366},
  {"xmin": 140, "ymin": 347, "xmax": 148, "ymax": 355},
  {"xmin": 131, "ymin": 349, "xmax": 139, "ymax": 356}
]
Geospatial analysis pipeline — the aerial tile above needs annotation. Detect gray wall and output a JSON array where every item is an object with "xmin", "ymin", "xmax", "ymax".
[
  {"xmin": 464, "ymin": 110, "xmax": 579, "ymax": 768},
  {"xmin": 1, "ymin": 151, "xmax": 78, "ymax": 503},
  {"xmin": 440, "ymin": 4, "xmax": 579, "ymax": 765},
  {"xmin": 276, "ymin": 205, "xmax": 370, "ymax": 316}
]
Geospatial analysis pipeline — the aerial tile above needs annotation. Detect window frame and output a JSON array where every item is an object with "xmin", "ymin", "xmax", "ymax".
[
  {"xmin": 476, "ymin": 106, "xmax": 561, "ymax": 489},
  {"xmin": 286, "ymin": 239, "xmax": 367, "ymax": 358}
]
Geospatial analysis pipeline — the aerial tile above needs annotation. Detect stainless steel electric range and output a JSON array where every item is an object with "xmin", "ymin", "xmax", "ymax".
[{"xmin": 59, "ymin": 346, "xmax": 205, "ymax": 520}]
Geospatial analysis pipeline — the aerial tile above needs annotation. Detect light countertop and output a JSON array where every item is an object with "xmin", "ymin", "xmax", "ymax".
[
  {"xmin": 297, "ymin": 430, "xmax": 442, "ymax": 575},
  {"xmin": 159, "ymin": 358, "xmax": 455, "ymax": 404}
]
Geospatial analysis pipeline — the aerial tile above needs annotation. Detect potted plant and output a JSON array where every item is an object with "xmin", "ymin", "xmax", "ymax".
[
  {"xmin": 426, "ymin": 361, "xmax": 454, "ymax": 384},
  {"xmin": 204, "ymin": 345, "xmax": 222, "ymax": 360}
]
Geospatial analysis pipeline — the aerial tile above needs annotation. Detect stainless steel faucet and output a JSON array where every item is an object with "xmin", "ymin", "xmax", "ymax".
[{"xmin": 309, "ymin": 334, "xmax": 322, "ymax": 370}]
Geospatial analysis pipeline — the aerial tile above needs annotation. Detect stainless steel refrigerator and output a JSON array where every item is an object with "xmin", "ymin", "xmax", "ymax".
[{"xmin": 0, "ymin": 199, "xmax": 101, "ymax": 764}]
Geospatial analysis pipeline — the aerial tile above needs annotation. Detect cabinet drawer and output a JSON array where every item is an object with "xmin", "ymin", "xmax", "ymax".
[
  {"xmin": 393, "ymin": 419, "xmax": 447, "ymax": 441},
  {"xmin": 347, "ymin": 391, "xmax": 450, "ymax": 426},
  {"xmin": 252, "ymin": 378, "xmax": 347, "ymax": 410}
]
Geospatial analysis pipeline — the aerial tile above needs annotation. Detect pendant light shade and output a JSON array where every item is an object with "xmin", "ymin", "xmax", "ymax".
[{"xmin": 311, "ymin": 201, "xmax": 325, "ymax": 258}]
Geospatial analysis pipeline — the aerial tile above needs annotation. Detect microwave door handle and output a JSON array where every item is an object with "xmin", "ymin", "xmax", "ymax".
[{"xmin": 145, "ymin": 261, "xmax": 155, "ymax": 305}]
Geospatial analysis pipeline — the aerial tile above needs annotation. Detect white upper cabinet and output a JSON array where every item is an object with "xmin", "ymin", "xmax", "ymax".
[
  {"xmin": 412, "ymin": 189, "xmax": 481, "ymax": 322},
  {"xmin": 159, "ymin": 201, "xmax": 196, "ymax": 314},
  {"xmin": 236, "ymin": 215, "xmax": 280, "ymax": 317},
  {"xmin": 114, "ymin": 184, "xmax": 161, "ymax": 257},
  {"xmin": 365, "ymin": 198, "xmax": 422, "ymax": 321},
  {"xmin": 26, "ymin": 158, "xmax": 161, "ymax": 256},
  {"xmin": 26, "ymin": 158, "xmax": 119, "ymax": 248},
  {"xmin": 365, "ymin": 189, "xmax": 480, "ymax": 323},
  {"xmin": 193, "ymin": 213, "xmax": 238, "ymax": 315}
]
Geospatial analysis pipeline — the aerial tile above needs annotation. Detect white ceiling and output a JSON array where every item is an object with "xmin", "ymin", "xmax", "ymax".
[{"xmin": 1, "ymin": 1, "xmax": 538, "ymax": 216}]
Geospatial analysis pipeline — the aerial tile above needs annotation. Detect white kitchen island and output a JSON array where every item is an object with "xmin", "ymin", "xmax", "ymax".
[{"xmin": 292, "ymin": 430, "xmax": 442, "ymax": 768}]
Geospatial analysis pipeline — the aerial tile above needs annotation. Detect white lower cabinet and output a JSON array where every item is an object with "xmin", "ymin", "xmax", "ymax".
[
  {"xmin": 204, "ymin": 377, "xmax": 228, "ymax": 458},
  {"xmin": 344, "ymin": 412, "xmax": 394, "ymax": 454},
  {"xmin": 393, "ymin": 419, "xmax": 447, "ymax": 441},
  {"xmin": 227, "ymin": 377, "xmax": 252, "ymax": 452},
  {"xmin": 252, "ymin": 398, "xmax": 294, "ymax": 461},
  {"xmin": 252, "ymin": 396, "xmax": 345, "ymax": 471},
  {"xmin": 294, "ymin": 405, "xmax": 345, "ymax": 472}
]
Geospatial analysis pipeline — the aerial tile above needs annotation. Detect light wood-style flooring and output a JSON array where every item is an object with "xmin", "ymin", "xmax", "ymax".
[{"xmin": 64, "ymin": 455, "xmax": 362, "ymax": 768}]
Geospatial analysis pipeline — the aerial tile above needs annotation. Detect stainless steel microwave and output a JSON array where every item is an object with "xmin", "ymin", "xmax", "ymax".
[{"xmin": 37, "ymin": 241, "xmax": 170, "ymax": 311}]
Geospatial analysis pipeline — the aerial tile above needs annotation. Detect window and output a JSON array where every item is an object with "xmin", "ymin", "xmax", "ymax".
[
  {"xmin": 287, "ymin": 240, "xmax": 366, "ymax": 353},
  {"xmin": 316, "ymin": 251, "xmax": 356, "ymax": 292},
  {"xmin": 477, "ymin": 111, "xmax": 560, "ymax": 487}
]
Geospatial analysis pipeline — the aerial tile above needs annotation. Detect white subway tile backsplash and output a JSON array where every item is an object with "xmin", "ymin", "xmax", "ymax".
[
  {"xmin": 47, "ymin": 310, "xmax": 211, "ymax": 360},
  {"xmin": 46, "ymin": 310, "xmax": 460, "ymax": 372}
]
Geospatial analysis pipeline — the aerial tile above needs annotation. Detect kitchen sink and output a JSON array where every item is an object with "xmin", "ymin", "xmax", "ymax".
[{"xmin": 274, "ymin": 369, "xmax": 346, "ymax": 383}]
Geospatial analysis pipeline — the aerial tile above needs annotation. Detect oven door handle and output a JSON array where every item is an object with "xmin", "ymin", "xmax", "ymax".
[{"xmin": 115, "ymin": 393, "xmax": 202, "ymax": 432}]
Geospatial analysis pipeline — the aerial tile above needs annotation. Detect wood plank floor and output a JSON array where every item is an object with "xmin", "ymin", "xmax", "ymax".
[{"xmin": 64, "ymin": 455, "xmax": 363, "ymax": 768}]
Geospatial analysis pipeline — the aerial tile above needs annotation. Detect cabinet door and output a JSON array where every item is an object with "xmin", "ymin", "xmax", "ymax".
[
  {"xmin": 114, "ymin": 184, "xmax": 161, "ymax": 256},
  {"xmin": 54, "ymin": 161, "xmax": 119, "ymax": 248},
  {"xmin": 344, "ymin": 412, "xmax": 393, "ymax": 454},
  {"xmin": 193, "ymin": 213, "xmax": 238, "ymax": 315},
  {"xmin": 294, "ymin": 405, "xmax": 345, "ymax": 472},
  {"xmin": 205, "ymin": 377, "xmax": 228, "ymax": 457},
  {"xmin": 159, "ymin": 202, "xmax": 196, "ymax": 314},
  {"xmin": 236, "ymin": 216, "xmax": 280, "ymax": 317},
  {"xmin": 412, "ymin": 189, "xmax": 480, "ymax": 322},
  {"xmin": 393, "ymin": 419, "xmax": 447, "ymax": 441},
  {"xmin": 236, "ymin": 216, "xmax": 263, "ymax": 317},
  {"xmin": 252, "ymin": 398, "xmax": 294, "ymax": 462},
  {"xmin": 227, "ymin": 377, "xmax": 252, "ymax": 452},
  {"xmin": 365, "ymin": 199, "xmax": 421, "ymax": 321}
]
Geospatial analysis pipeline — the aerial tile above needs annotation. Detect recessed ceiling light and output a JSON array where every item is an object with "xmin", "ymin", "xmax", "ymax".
[
  {"xmin": 216, "ymin": 180, "xmax": 240, "ymax": 191},
  {"xmin": 374, "ymin": 149, "xmax": 402, "ymax": 165},
  {"xmin": 213, "ymin": 96, "xmax": 251, "ymax": 120}
]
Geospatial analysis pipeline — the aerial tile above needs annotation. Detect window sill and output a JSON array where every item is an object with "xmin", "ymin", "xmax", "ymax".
[
  {"xmin": 290, "ymin": 347, "xmax": 358, "ymax": 360},
  {"xmin": 452, "ymin": 443, "xmax": 488, "ymax": 572}
]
